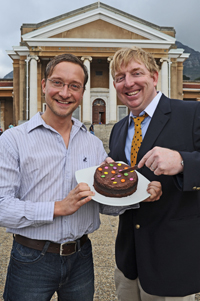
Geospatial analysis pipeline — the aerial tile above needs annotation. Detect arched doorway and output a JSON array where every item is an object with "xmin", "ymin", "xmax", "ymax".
[{"xmin": 92, "ymin": 98, "xmax": 106, "ymax": 124}]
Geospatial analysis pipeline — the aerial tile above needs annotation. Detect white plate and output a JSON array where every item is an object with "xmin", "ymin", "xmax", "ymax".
[{"xmin": 75, "ymin": 162, "xmax": 150, "ymax": 206}]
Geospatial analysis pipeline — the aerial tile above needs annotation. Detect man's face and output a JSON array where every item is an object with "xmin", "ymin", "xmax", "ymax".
[
  {"xmin": 41, "ymin": 61, "xmax": 85, "ymax": 119},
  {"xmin": 113, "ymin": 60, "xmax": 158, "ymax": 116}
]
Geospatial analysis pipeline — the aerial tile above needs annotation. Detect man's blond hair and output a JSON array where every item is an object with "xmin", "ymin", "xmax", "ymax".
[{"xmin": 111, "ymin": 47, "xmax": 159, "ymax": 79}]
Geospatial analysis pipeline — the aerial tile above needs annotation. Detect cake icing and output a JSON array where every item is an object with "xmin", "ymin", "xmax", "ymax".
[{"xmin": 93, "ymin": 162, "xmax": 138, "ymax": 198}]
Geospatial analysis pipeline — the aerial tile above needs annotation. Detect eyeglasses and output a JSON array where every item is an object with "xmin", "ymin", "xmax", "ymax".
[{"xmin": 47, "ymin": 79, "xmax": 84, "ymax": 92}]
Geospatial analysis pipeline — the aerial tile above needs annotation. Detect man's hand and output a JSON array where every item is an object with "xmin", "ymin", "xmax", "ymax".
[
  {"xmin": 138, "ymin": 146, "xmax": 183, "ymax": 176},
  {"xmin": 101, "ymin": 156, "xmax": 114, "ymax": 165},
  {"xmin": 54, "ymin": 183, "xmax": 95, "ymax": 217},
  {"xmin": 143, "ymin": 181, "xmax": 162, "ymax": 202}
]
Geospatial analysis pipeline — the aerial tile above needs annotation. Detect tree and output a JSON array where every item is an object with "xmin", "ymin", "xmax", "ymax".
[{"xmin": 183, "ymin": 75, "xmax": 190, "ymax": 80}]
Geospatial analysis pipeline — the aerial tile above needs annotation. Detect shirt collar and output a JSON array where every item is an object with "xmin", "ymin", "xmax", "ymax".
[
  {"xmin": 128, "ymin": 91, "xmax": 162, "ymax": 124},
  {"xmin": 27, "ymin": 112, "xmax": 87, "ymax": 133}
]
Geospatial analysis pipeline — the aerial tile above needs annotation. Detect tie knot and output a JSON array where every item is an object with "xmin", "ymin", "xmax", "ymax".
[{"xmin": 132, "ymin": 113, "xmax": 148, "ymax": 126}]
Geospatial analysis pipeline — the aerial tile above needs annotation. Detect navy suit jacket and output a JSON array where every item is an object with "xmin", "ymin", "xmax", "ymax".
[{"xmin": 109, "ymin": 94, "xmax": 200, "ymax": 296}]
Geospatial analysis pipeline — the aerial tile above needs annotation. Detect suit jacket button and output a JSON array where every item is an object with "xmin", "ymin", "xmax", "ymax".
[{"xmin": 135, "ymin": 224, "xmax": 140, "ymax": 229}]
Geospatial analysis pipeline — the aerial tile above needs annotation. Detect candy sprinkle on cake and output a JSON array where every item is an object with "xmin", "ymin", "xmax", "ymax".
[{"xmin": 93, "ymin": 162, "xmax": 138, "ymax": 197}]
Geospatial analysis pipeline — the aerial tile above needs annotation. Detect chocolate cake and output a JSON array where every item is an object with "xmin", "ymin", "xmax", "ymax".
[{"xmin": 93, "ymin": 162, "xmax": 138, "ymax": 198}]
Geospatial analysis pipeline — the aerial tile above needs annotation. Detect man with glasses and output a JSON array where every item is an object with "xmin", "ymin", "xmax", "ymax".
[
  {"xmin": 0, "ymin": 53, "xmax": 102, "ymax": 301},
  {"xmin": 0, "ymin": 53, "xmax": 161, "ymax": 301},
  {"xmin": 0, "ymin": 53, "xmax": 112, "ymax": 301}
]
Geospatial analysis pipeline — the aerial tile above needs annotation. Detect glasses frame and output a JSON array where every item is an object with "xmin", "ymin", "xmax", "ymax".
[{"xmin": 47, "ymin": 78, "xmax": 84, "ymax": 92}]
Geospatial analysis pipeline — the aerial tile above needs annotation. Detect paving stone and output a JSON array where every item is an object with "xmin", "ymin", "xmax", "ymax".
[
  {"xmin": 0, "ymin": 214, "xmax": 118, "ymax": 300},
  {"xmin": 1, "ymin": 215, "xmax": 200, "ymax": 300}
]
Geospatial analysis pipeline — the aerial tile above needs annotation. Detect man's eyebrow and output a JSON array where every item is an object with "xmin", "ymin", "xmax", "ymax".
[
  {"xmin": 116, "ymin": 67, "xmax": 142, "ymax": 74},
  {"xmin": 130, "ymin": 67, "xmax": 142, "ymax": 72},
  {"xmin": 50, "ymin": 77, "xmax": 63, "ymax": 81},
  {"xmin": 50, "ymin": 77, "xmax": 82, "ymax": 84},
  {"xmin": 115, "ymin": 71, "xmax": 125, "ymax": 77}
]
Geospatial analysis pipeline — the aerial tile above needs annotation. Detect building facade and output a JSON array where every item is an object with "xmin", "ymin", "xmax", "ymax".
[
  {"xmin": 183, "ymin": 81, "xmax": 200, "ymax": 101},
  {"xmin": 0, "ymin": 79, "xmax": 13, "ymax": 131},
  {"xmin": 2, "ymin": 2, "xmax": 191, "ymax": 128}
]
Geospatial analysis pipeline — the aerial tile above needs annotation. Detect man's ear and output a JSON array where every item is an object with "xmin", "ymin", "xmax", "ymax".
[
  {"xmin": 152, "ymin": 71, "xmax": 159, "ymax": 87},
  {"xmin": 41, "ymin": 79, "xmax": 46, "ymax": 94}
]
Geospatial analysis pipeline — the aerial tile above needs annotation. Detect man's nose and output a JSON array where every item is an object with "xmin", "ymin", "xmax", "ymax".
[
  {"xmin": 59, "ymin": 84, "xmax": 71, "ymax": 97},
  {"xmin": 124, "ymin": 74, "xmax": 135, "ymax": 87}
]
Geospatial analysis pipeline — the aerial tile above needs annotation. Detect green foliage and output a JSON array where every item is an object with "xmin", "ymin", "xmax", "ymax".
[{"xmin": 183, "ymin": 75, "xmax": 190, "ymax": 80}]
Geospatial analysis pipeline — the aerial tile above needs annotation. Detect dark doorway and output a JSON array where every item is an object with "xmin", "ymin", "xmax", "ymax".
[{"xmin": 92, "ymin": 98, "xmax": 106, "ymax": 124}]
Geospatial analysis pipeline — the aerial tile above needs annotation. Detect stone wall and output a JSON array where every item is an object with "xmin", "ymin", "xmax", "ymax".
[{"xmin": 85, "ymin": 123, "xmax": 114, "ymax": 154}]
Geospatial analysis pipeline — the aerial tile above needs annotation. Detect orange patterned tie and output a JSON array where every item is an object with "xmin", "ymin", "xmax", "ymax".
[{"xmin": 130, "ymin": 113, "xmax": 148, "ymax": 166}]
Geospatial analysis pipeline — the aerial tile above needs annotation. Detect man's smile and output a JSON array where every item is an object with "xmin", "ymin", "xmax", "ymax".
[
  {"xmin": 55, "ymin": 99, "xmax": 72, "ymax": 105},
  {"xmin": 126, "ymin": 90, "xmax": 140, "ymax": 96}
]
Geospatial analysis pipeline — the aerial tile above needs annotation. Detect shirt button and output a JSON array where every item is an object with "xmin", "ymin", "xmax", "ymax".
[{"xmin": 135, "ymin": 224, "xmax": 140, "ymax": 229}]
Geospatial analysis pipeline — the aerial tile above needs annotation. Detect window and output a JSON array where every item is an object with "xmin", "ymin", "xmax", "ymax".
[
  {"xmin": 43, "ymin": 103, "xmax": 47, "ymax": 112},
  {"xmin": 94, "ymin": 99, "xmax": 105, "ymax": 106},
  {"xmin": 118, "ymin": 106, "xmax": 128, "ymax": 121},
  {"xmin": 96, "ymin": 71, "xmax": 103, "ymax": 76},
  {"xmin": 72, "ymin": 106, "xmax": 80, "ymax": 120}
]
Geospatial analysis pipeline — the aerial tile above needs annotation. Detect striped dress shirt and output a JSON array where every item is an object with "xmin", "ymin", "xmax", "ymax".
[{"xmin": 0, "ymin": 113, "xmax": 109, "ymax": 243}]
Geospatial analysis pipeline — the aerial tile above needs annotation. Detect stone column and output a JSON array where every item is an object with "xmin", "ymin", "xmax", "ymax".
[
  {"xmin": 19, "ymin": 57, "xmax": 26, "ymax": 121},
  {"xmin": 0, "ymin": 100, "xmax": 5, "ymax": 131},
  {"xmin": 25, "ymin": 56, "xmax": 31, "ymax": 120},
  {"xmin": 29, "ymin": 56, "xmax": 39, "ymax": 118},
  {"xmin": 37, "ymin": 60, "xmax": 42, "ymax": 112},
  {"xmin": 13, "ymin": 59, "xmax": 20, "ymax": 125},
  {"xmin": 177, "ymin": 61, "xmax": 184, "ymax": 100},
  {"xmin": 107, "ymin": 57, "xmax": 117, "ymax": 124},
  {"xmin": 81, "ymin": 56, "xmax": 92, "ymax": 124},
  {"xmin": 157, "ymin": 68, "xmax": 162, "ymax": 92},
  {"xmin": 160, "ymin": 59, "xmax": 169, "ymax": 97},
  {"xmin": 170, "ymin": 59, "xmax": 178, "ymax": 99}
]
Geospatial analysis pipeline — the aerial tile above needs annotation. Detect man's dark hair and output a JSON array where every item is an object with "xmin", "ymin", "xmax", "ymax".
[{"xmin": 44, "ymin": 54, "xmax": 88, "ymax": 89}]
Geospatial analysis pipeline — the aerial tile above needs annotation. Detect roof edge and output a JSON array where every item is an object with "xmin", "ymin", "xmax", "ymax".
[{"xmin": 20, "ymin": 2, "xmax": 175, "ymax": 34}]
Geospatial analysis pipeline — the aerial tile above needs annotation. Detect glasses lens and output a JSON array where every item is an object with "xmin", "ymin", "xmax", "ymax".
[
  {"xmin": 69, "ymin": 84, "xmax": 81, "ymax": 91},
  {"xmin": 52, "ymin": 80, "xmax": 63, "ymax": 88}
]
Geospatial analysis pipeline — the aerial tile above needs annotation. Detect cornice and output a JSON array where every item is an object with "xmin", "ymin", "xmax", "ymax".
[
  {"xmin": 22, "ymin": 7, "xmax": 175, "ymax": 44},
  {"xmin": 23, "ymin": 38, "xmax": 174, "ymax": 49}
]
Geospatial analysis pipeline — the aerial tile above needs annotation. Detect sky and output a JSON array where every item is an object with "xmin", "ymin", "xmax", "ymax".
[{"xmin": 0, "ymin": 0, "xmax": 200, "ymax": 78}]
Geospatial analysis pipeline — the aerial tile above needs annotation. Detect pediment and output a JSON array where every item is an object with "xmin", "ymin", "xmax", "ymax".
[
  {"xmin": 21, "ymin": 3, "xmax": 175, "ymax": 48},
  {"xmin": 50, "ymin": 19, "xmax": 149, "ymax": 40}
]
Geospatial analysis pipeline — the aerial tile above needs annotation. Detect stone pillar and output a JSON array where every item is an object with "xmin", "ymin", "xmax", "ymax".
[
  {"xmin": 81, "ymin": 56, "xmax": 92, "ymax": 124},
  {"xmin": 177, "ymin": 61, "xmax": 183, "ymax": 100},
  {"xmin": 25, "ymin": 56, "xmax": 31, "ymax": 120},
  {"xmin": 161, "ymin": 59, "xmax": 169, "ymax": 97},
  {"xmin": 157, "ymin": 68, "xmax": 162, "ymax": 92},
  {"xmin": 29, "ymin": 56, "xmax": 39, "ymax": 118},
  {"xmin": 13, "ymin": 59, "xmax": 20, "ymax": 125},
  {"xmin": 0, "ymin": 100, "xmax": 5, "ymax": 131},
  {"xmin": 107, "ymin": 57, "xmax": 117, "ymax": 124},
  {"xmin": 37, "ymin": 60, "xmax": 42, "ymax": 112},
  {"xmin": 170, "ymin": 59, "xmax": 178, "ymax": 99},
  {"xmin": 19, "ymin": 57, "xmax": 26, "ymax": 121}
]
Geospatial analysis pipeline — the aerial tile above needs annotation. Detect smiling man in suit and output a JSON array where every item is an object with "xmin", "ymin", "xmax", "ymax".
[{"xmin": 109, "ymin": 47, "xmax": 200, "ymax": 301}]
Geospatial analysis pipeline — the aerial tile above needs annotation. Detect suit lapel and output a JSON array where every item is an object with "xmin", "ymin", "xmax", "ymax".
[{"xmin": 137, "ymin": 95, "xmax": 171, "ymax": 160}]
